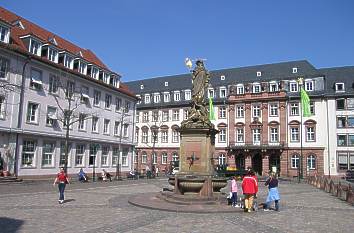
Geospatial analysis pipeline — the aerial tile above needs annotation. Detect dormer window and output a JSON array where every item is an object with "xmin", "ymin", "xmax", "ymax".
[
  {"xmin": 136, "ymin": 95, "xmax": 141, "ymax": 104},
  {"xmin": 208, "ymin": 88, "xmax": 215, "ymax": 98},
  {"xmin": 140, "ymin": 84, "xmax": 144, "ymax": 90},
  {"xmin": 164, "ymin": 92, "xmax": 170, "ymax": 102},
  {"xmin": 292, "ymin": 67, "xmax": 298, "ymax": 73},
  {"xmin": 185, "ymin": 90, "xmax": 191, "ymax": 100},
  {"xmin": 220, "ymin": 87, "xmax": 227, "ymax": 98},
  {"xmin": 290, "ymin": 81, "xmax": 298, "ymax": 92},
  {"xmin": 257, "ymin": 71, "xmax": 262, "ymax": 77},
  {"xmin": 305, "ymin": 79, "xmax": 314, "ymax": 91},
  {"xmin": 91, "ymin": 66, "xmax": 99, "ymax": 79},
  {"xmin": 221, "ymin": 75, "xmax": 225, "ymax": 80},
  {"xmin": 236, "ymin": 84, "xmax": 244, "ymax": 95},
  {"xmin": 144, "ymin": 94, "xmax": 150, "ymax": 104},
  {"xmin": 79, "ymin": 61, "xmax": 87, "ymax": 75},
  {"xmin": 48, "ymin": 47, "xmax": 58, "ymax": 63},
  {"xmin": 153, "ymin": 93, "xmax": 161, "ymax": 103},
  {"xmin": 335, "ymin": 83, "xmax": 345, "ymax": 92},
  {"xmin": 12, "ymin": 20, "xmax": 25, "ymax": 30},
  {"xmin": 165, "ymin": 82, "xmax": 168, "ymax": 87},
  {"xmin": 0, "ymin": 24, "xmax": 10, "ymax": 43},
  {"xmin": 269, "ymin": 82, "xmax": 278, "ymax": 92},
  {"xmin": 253, "ymin": 83, "xmax": 261, "ymax": 93},
  {"xmin": 29, "ymin": 38, "xmax": 42, "ymax": 56},
  {"xmin": 63, "ymin": 54, "xmax": 73, "ymax": 69},
  {"xmin": 174, "ymin": 91, "xmax": 181, "ymax": 101}
]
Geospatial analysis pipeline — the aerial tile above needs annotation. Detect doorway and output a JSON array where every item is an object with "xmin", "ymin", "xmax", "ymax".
[
  {"xmin": 269, "ymin": 153, "xmax": 281, "ymax": 174},
  {"xmin": 252, "ymin": 153, "xmax": 262, "ymax": 176},
  {"xmin": 235, "ymin": 154, "xmax": 245, "ymax": 170}
]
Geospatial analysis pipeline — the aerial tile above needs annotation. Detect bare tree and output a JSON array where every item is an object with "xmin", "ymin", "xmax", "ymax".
[{"xmin": 115, "ymin": 106, "xmax": 130, "ymax": 180}]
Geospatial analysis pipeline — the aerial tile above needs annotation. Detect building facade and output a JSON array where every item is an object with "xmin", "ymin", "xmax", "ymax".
[
  {"xmin": 0, "ymin": 7, "xmax": 137, "ymax": 178},
  {"xmin": 126, "ymin": 61, "xmax": 354, "ymax": 178}
]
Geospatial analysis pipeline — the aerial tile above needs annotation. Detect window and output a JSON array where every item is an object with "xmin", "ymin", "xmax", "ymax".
[
  {"xmin": 221, "ymin": 75, "xmax": 225, "ymax": 80},
  {"xmin": 292, "ymin": 67, "xmax": 298, "ymax": 74},
  {"xmin": 269, "ymin": 82, "xmax": 278, "ymax": 92},
  {"xmin": 26, "ymin": 102, "xmax": 39, "ymax": 123},
  {"xmin": 252, "ymin": 128, "xmax": 261, "ymax": 144},
  {"xmin": 135, "ymin": 113, "xmax": 139, "ymax": 123},
  {"xmin": 307, "ymin": 155, "xmax": 316, "ymax": 170},
  {"xmin": 270, "ymin": 127, "xmax": 279, "ymax": 142},
  {"xmin": 162, "ymin": 111, "xmax": 169, "ymax": 122},
  {"xmin": 336, "ymin": 99, "xmax": 345, "ymax": 110},
  {"xmin": 64, "ymin": 55, "xmax": 73, "ymax": 69},
  {"xmin": 257, "ymin": 71, "xmax": 262, "ymax": 77},
  {"xmin": 135, "ymin": 129, "xmax": 139, "ymax": 143},
  {"xmin": 122, "ymin": 149, "xmax": 128, "ymax": 166},
  {"xmin": 153, "ymin": 93, "xmax": 161, "ymax": 103},
  {"xmin": 185, "ymin": 90, "xmax": 191, "ymax": 100},
  {"xmin": 305, "ymin": 80, "xmax": 314, "ymax": 91},
  {"xmin": 105, "ymin": 94, "xmax": 112, "ymax": 109},
  {"xmin": 59, "ymin": 143, "xmax": 71, "ymax": 167},
  {"xmin": 46, "ymin": 107, "xmax": 57, "ymax": 126},
  {"xmin": 123, "ymin": 124, "xmax": 129, "ymax": 137},
  {"xmin": 174, "ymin": 91, "xmax": 180, "ymax": 101},
  {"xmin": 93, "ymin": 91, "xmax": 101, "ymax": 107},
  {"xmin": 65, "ymin": 81, "xmax": 75, "ymax": 99},
  {"xmin": 252, "ymin": 105, "xmax": 261, "ymax": 117},
  {"xmin": 348, "ymin": 135, "xmax": 354, "ymax": 146},
  {"xmin": 220, "ymin": 87, "xmax": 227, "ymax": 98},
  {"xmin": 236, "ymin": 105, "xmax": 244, "ymax": 118},
  {"xmin": 75, "ymin": 144, "xmax": 85, "ymax": 166},
  {"xmin": 219, "ymin": 129, "xmax": 226, "ymax": 143},
  {"xmin": 29, "ymin": 39, "xmax": 41, "ymax": 55},
  {"xmin": 165, "ymin": 81, "xmax": 169, "ymax": 87},
  {"xmin": 337, "ymin": 117, "xmax": 346, "ymax": 128},
  {"xmin": 236, "ymin": 128, "xmax": 244, "ymax": 142},
  {"xmin": 0, "ymin": 57, "xmax": 9, "ymax": 79},
  {"xmin": 172, "ymin": 110, "xmax": 179, "ymax": 121},
  {"xmin": 152, "ymin": 111, "xmax": 158, "ymax": 122},
  {"xmin": 150, "ymin": 130, "xmax": 157, "ymax": 144},
  {"xmin": 269, "ymin": 103, "xmax": 278, "ymax": 117},
  {"xmin": 310, "ymin": 102, "xmax": 315, "ymax": 115},
  {"xmin": 348, "ymin": 98, "xmax": 354, "ymax": 110},
  {"xmin": 152, "ymin": 152, "xmax": 157, "ymax": 164},
  {"xmin": 337, "ymin": 152, "xmax": 354, "ymax": 171},
  {"xmin": 30, "ymin": 69, "xmax": 43, "ymax": 89},
  {"xmin": 91, "ymin": 67, "xmax": 99, "ymax": 79},
  {"xmin": 253, "ymin": 83, "xmax": 261, "ymax": 93},
  {"xmin": 78, "ymin": 114, "xmax": 87, "ymax": 131},
  {"xmin": 42, "ymin": 142, "xmax": 55, "ymax": 167},
  {"xmin": 306, "ymin": 126, "xmax": 315, "ymax": 142},
  {"xmin": 63, "ymin": 110, "xmax": 73, "ymax": 129},
  {"xmin": 337, "ymin": 135, "xmax": 347, "ymax": 146},
  {"xmin": 22, "ymin": 140, "xmax": 36, "ymax": 167},
  {"xmin": 48, "ymin": 47, "xmax": 58, "ymax": 63},
  {"xmin": 144, "ymin": 94, "xmax": 151, "ymax": 104},
  {"xmin": 79, "ymin": 61, "xmax": 87, "ymax": 75},
  {"xmin": 101, "ymin": 146, "xmax": 109, "ymax": 166},
  {"xmin": 291, "ymin": 154, "xmax": 299, "ymax": 168},
  {"xmin": 236, "ymin": 85, "xmax": 244, "ymax": 95},
  {"xmin": 184, "ymin": 109, "xmax": 189, "ymax": 120},
  {"xmin": 142, "ymin": 152, "xmax": 147, "ymax": 164},
  {"xmin": 348, "ymin": 117, "xmax": 354, "ymax": 127},
  {"xmin": 124, "ymin": 101, "xmax": 130, "ymax": 113},
  {"xmin": 92, "ymin": 117, "xmax": 99, "ymax": 133},
  {"xmin": 143, "ymin": 112, "xmax": 149, "ymax": 122},
  {"xmin": 219, "ymin": 106, "xmax": 226, "ymax": 119},
  {"xmin": 114, "ymin": 121, "xmax": 120, "ymax": 136},
  {"xmin": 162, "ymin": 152, "xmax": 168, "ymax": 164},
  {"xmin": 49, "ymin": 75, "xmax": 59, "ymax": 94},
  {"xmin": 142, "ymin": 130, "xmax": 148, "ymax": 143},
  {"xmin": 218, "ymin": 153, "xmax": 226, "ymax": 165},
  {"xmin": 103, "ymin": 119, "xmax": 110, "ymax": 134},
  {"xmin": 140, "ymin": 84, "xmax": 144, "ymax": 90},
  {"xmin": 0, "ymin": 25, "xmax": 10, "ymax": 43},
  {"xmin": 0, "ymin": 96, "xmax": 5, "ymax": 119},
  {"xmin": 335, "ymin": 83, "xmax": 345, "ymax": 92},
  {"xmin": 112, "ymin": 148, "xmax": 119, "ymax": 166},
  {"xmin": 172, "ymin": 129, "xmax": 179, "ymax": 143},
  {"xmin": 80, "ymin": 86, "xmax": 89, "ymax": 103},
  {"xmin": 162, "ymin": 131, "xmax": 168, "ymax": 143},
  {"xmin": 208, "ymin": 89, "xmax": 215, "ymax": 98},
  {"xmin": 164, "ymin": 93, "xmax": 170, "ymax": 102},
  {"xmin": 172, "ymin": 152, "xmax": 179, "ymax": 162},
  {"xmin": 89, "ymin": 144, "xmax": 98, "ymax": 166},
  {"xmin": 115, "ymin": 97, "xmax": 122, "ymax": 111},
  {"xmin": 290, "ymin": 82, "xmax": 298, "ymax": 92},
  {"xmin": 290, "ymin": 103, "xmax": 299, "ymax": 116},
  {"xmin": 290, "ymin": 127, "xmax": 299, "ymax": 142}
]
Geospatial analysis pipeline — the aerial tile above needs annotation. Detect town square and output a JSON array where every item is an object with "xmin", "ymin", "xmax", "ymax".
[{"xmin": 0, "ymin": 1, "xmax": 354, "ymax": 232}]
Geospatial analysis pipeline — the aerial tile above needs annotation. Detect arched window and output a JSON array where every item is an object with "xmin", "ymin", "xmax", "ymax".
[
  {"xmin": 307, "ymin": 155, "xmax": 316, "ymax": 170},
  {"xmin": 291, "ymin": 154, "xmax": 299, "ymax": 168},
  {"xmin": 218, "ymin": 153, "xmax": 226, "ymax": 165},
  {"xmin": 172, "ymin": 152, "xmax": 179, "ymax": 162}
]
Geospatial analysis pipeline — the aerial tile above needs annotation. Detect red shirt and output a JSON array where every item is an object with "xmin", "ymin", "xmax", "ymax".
[
  {"xmin": 242, "ymin": 176, "xmax": 258, "ymax": 194},
  {"xmin": 57, "ymin": 172, "xmax": 68, "ymax": 183}
]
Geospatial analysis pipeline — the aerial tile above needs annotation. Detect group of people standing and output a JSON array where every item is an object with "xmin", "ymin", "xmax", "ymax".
[{"xmin": 230, "ymin": 168, "xmax": 280, "ymax": 212}]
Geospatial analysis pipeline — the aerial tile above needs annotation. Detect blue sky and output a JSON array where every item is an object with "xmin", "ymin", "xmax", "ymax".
[{"xmin": 2, "ymin": 0, "xmax": 354, "ymax": 81}]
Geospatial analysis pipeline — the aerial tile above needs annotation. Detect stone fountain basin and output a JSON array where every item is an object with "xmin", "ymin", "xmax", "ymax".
[{"xmin": 168, "ymin": 175, "xmax": 227, "ymax": 193}]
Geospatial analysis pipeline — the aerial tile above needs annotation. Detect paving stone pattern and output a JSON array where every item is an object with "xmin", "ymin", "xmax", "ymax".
[{"xmin": 0, "ymin": 178, "xmax": 353, "ymax": 233}]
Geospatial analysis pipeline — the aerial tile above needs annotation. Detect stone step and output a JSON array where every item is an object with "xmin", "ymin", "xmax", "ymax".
[{"xmin": 0, "ymin": 176, "xmax": 23, "ymax": 184}]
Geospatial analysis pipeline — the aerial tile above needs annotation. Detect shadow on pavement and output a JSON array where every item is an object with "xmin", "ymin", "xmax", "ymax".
[
  {"xmin": 0, "ymin": 217, "xmax": 24, "ymax": 233},
  {"xmin": 63, "ymin": 199, "xmax": 75, "ymax": 203}
]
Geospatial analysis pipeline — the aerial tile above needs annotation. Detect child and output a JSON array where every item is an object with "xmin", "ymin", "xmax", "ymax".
[{"xmin": 231, "ymin": 176, "xmax": 239, "ymax": 207}]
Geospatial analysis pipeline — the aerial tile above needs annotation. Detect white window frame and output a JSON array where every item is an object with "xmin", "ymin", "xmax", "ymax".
[
  {"xmin": 75, "ymin": 144, "xmax": 85, "ymax": 166},
  {"xmin": 220, "ymin": 87, "xmax": 227, "ymax": 98},
  {"xmin": 153, "ymin": 93, "xmax": 161, "ymax": 103},
  {"xmin": 172, "ymin": 110, "xmax": 179, "ymax": 121},
  {"xmin": 42, "ymin": 141, "xmax": 55, "ymax": 167},
  {"xmin": 252, "ymin": 83, "xmax": 261, "ymax": 93},
  {"xmin": 105, "ymin": 94, "xmax": 112, "ymax": 109},
  {"xmin": 252, "ymin": 105, "xmax": 261, "ymax": 118},
  {"xmin": 174, "ymin": 91, "xmax": 181, "ymax": 101},
  {"xmin": 335, "ymin": 83, "xmax": 345, "ymax": 92},
  {"xmin": 101, "ymin": 145, "xmax": 109, "ymax": 167},
  {"xmin": 305, "ymin": 79, "xmax": 314, "ymax": 91},
  {"xmin": 162, "ymin": 153, "xmax": 168, "ymax": 164},
  {"xmin": 185, "ymin": 90, "xmax": 191, "ymax": 100},
  {"xmin": 103, "ymin": 119, "xmax": 110, "ymax": 135},
  {"xmin": 290, "ymin": 81, "xmax": 298, "ymax": 92},
  {"xmin": 307, "ymin": 155, "xmax": 316, "ymax": 170},
  {"xmin": 208, "ymin": 88, "xmax": 215, "ymax": 98},
  {"xmin": 290, "ymin": 103, "xmax": 299, "ymax": 116},
  {"xmin": 0, "ymin": 96, "xmax": 5, "ymax": 119},
  {"xmin": 46, "ymin": 106, "xmax": 57, "ymax": 126},
  {"xmin": 236, "ymin": 128, "xmax": 244, "ymax": 143},
  {"xmin": 93, "ymin": 90, "xmax": 101, "ymax": 107},
  {"xmin": 236, "ymin": 105, "xmax": 244, "ymax": 118},
  {"xmin": 269, "ymin": 103, "xmax": 278, "ymax": 117},
  {"xmin": 164, "ymin": 92, "xmax": 170, "ymax": 102},
  {"xmin": 64, "ymin": 54, "xmax": 73, "ymax": 69},
  {"xmin": 0, "ymin": 25, "xmax": 10, "ymax": 43},
  {"xmin": 172, "ymin": 129, "xmax": 179, "ymax": 143},
  {"xmin": 21, "ymin": 140, "xmax": 36, "ymax": 167},
  {"xmin": 30, "ymin": 68, "xmax": 43, "ymax": 90},
  {"xmin": 162, "ymin": 111, "xmax": 169, "ymax": 122},
  {"xmin": 270, "ymin": 127, "xmax": 279, "ymax": 142},
  {"xmin": 92, "ymin": 117, "xmax": 99, "ymax": 133},
  {"xmin": 0, "ymin": 57, "xmax": 9, "ymax": 80},
  {"xmin": 291, "ymin": 154, "xmax": 299, "ymax": 168},
  {"xmin": 236, "ymin": 84, "xmax": 244, "ymax": 95},
  {"xmin": 29, "ymin": 38, "xmax": 42, "ymax": 56},
  {"xmin": 48, "ymin": 47, "xmax": 58, "ymax": 63},
  {"xmin": 162, "ymin": 131, "xmax": 168, "ymax": 143},
  {"xmin": 252, "ymin": 128, "xmax": 261, "ymax": 145},
  {"xmin": 290, "ymin": 127, "xmax": 300, "ymax": 142},
  {"xmin": 218, "ymin": 153, "xmax": 226, "ymax": 165},
  {"xmin": 269, "ymin": 82, "xmax": 278, "ymax": 92},
  {"xmin": 144, "ymin": 94, "xmax": 151, "ymax": 104},
  {"xmin": 219, "ymin": 129, "xmax": 226, "ymax": 143},
  {"xmin": 26, "ymin": 102, "xmax": 39, "ymax": 124},
  {"xmin": 219, "ymin": 106, "xmax": 226, "ymax": 119}
]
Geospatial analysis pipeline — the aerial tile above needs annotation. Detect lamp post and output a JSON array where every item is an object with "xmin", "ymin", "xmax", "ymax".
[{"xmin": 116, "ymin": 107, "xmax": 127, "ymax": 181}]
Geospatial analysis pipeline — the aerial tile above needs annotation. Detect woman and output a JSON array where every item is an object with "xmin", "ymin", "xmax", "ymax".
[
  {"xmin": 53, "ymin": 167, "xmax": 70, "ymax": 204},
  {"xmin": 242, "ymin": 170, "xmax": 258, "ymax": 212},
  {"xmin": 264, "ymin": 172, "xmax": 280, "ymax": 211}
]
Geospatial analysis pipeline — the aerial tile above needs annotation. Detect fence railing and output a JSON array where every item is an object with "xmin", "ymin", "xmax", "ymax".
[{"xmin": 307, "ymin": 175, "xmax": 354, "ymax": 205}]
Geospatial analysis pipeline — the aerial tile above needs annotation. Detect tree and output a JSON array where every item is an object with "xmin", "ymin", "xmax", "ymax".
[{"xmin": 115, "ymin": 106, "xmax": 130, "ymax": 180}]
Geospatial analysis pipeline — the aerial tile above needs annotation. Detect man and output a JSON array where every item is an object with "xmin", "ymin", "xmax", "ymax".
[{"xmin": 242, "ymin": 170, "xmax": 258, "ymax": 212}]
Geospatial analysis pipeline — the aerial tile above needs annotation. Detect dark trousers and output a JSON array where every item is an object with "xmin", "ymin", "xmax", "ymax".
[
  {"xmin": 231, "ymin": 192, "xmax": 238, "ymax": 206},
  {"xmin": 58, "ymin": 183, "xmax": 66, "ymax": 201},
  {"xmin": 265, "ymin": 200, "xmax": 279, "ymax": 211}
]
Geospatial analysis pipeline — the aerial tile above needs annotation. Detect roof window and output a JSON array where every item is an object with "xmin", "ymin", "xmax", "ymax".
[
  {"xmin": 257, "ymin": 71, "xmax": 262, "ymax": 77},
  {"xmin": 221, "ymin": 75, "xmax": 225, "ymax": 80},
  {"xmin": 165, "ymin": 82, "xmax": 169, "ymax": 87},
  {"xmin": 292, "ymin": 67, "xmax": 298, "ymax": 74}
]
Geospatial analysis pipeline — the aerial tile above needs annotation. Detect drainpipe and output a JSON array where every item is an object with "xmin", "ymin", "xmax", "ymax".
[
  {"xmin": 14, "ymin": 56, "xmax": 31, "ymax": 176},
  {"xmin": 325, "ymin": 89, "xmax": 331, "ymax": 178}
]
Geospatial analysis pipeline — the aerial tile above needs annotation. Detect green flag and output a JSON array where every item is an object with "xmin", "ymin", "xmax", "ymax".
[
  {"xmin": 209, "ymin": 97, "xmax": 215, "ymax": 121},
  {"xmin": 300, "ymin": 87, "xmax": 311, "ymax": 117}
]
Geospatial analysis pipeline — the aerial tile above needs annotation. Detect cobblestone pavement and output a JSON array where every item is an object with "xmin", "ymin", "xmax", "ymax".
[{"xmin": 0, "ymin": 178, "xmax": 353, "ymax": 233}]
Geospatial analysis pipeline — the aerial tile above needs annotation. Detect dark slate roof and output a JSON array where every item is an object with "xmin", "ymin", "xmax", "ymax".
[
  {"xmin": 319, "ymin": 66, "xmax": 354, "ymax": 96},
  {"xmin": 125, "ymin": 60, "xmax": 321, "ymax": 95}
]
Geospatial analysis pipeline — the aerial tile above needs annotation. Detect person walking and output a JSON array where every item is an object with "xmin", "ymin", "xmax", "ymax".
[
  {"xmin": 242, "ymin": 170, "xmax": 258, "ymax": 212},
  {"xmin": 264, "ymin": 172, "xmax": 280, "ymax": 211},
  {"xmin": 53, "ymin": 167, "xmax": 70, "ymax": 204},
  {"xmin": 231, "ymin": 176, "xmax": 239, "ymax": 207}
]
